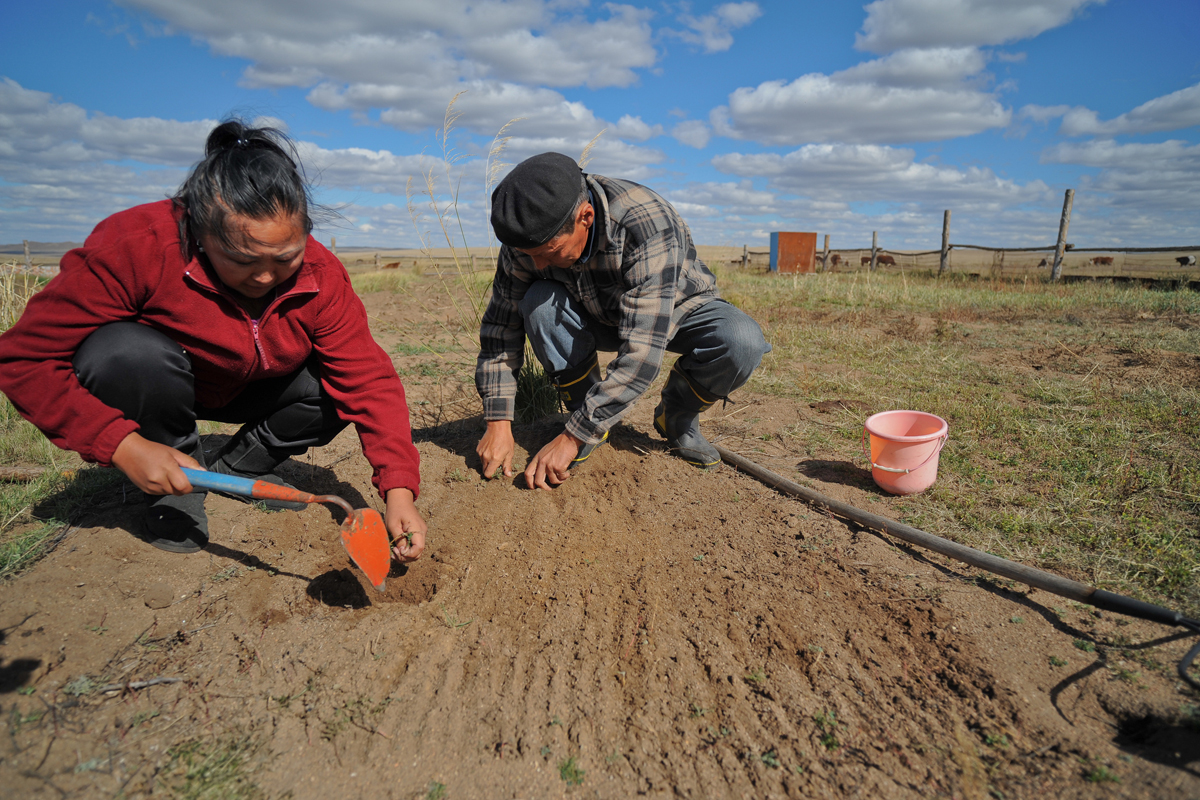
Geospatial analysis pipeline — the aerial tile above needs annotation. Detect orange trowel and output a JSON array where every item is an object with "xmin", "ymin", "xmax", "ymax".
[{"xmin": 182, "ymin": 467, "xmax": 392, "ymax": 591}]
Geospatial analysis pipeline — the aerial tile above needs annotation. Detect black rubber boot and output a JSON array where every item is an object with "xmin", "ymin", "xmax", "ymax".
[
  {"xmin": 144, "ymin": 443, "xmax": 208, "ymax": 553},
  {"xmin": 653, "ymin": 364, "xmax": 721, "ymax": 469},
  {"xmin": 550, "ymin": 352, "xmax": 608, "ymax": 470},
  {"xmin": 210, "ymin": 428, "xmax": 307, "ymax": 511},
  {"xmin": 550, "ymin": 352, "xmax": 601, "ymax": 413}
]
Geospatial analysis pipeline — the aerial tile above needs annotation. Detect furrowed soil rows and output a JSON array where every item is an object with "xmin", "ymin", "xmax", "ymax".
[{"xmin": 1, "ymin": 279, "xmax": 1197, "ymax": 798}]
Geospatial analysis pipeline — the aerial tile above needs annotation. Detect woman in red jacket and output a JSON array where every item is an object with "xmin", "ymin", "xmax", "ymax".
[{"xmin": 0, "ymin": 120, "xmax": 426, "ymax": 559}]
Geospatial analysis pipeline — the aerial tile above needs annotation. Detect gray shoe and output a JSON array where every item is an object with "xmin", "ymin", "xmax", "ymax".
[{"xmin": 144, "ymin": 491, "xmax": 209, "ymax": 553}]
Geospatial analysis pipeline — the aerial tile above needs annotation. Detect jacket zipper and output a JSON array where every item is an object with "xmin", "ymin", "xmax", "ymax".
[{"xmin": 250, "ymin": 318, "xmax": 269, "ymax": 370}]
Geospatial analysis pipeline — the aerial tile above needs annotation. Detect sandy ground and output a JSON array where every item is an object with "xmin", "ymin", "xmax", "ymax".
[{"xmin": 1, "ymin": 279, "xmax": 1198, "ymax": 799}]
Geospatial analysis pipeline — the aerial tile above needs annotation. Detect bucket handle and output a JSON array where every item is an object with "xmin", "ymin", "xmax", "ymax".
[{"xmin": 861, "ymin": 429, "xmax": 947, "ymax": 474}]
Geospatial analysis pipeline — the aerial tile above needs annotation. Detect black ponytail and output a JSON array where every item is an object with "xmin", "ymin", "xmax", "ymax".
[{"xmin": 174, "ymin": 119, "xmax": 313, "ymax": 258}]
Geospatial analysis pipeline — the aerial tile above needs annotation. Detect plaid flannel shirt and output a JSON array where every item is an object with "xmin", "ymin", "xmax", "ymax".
[{"xmin": 476, "ymin": 173, "xmax": 720, "ymax": 446}]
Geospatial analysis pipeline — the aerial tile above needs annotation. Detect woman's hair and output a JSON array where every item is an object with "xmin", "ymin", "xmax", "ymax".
[{"xmin": 173, "ymin": 119, "xmax": 313, "ymax": 258}]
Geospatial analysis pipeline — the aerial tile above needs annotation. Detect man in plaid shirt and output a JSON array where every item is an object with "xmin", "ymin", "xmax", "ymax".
[{"xmin": 475, "ymin": 153, "xmax": 770, "ymax": 489}]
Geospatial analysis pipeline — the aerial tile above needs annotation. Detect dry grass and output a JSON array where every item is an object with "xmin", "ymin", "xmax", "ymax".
[{"xmin": 722, "ymin": 267, "xmax": 1200, "ymax": 615}]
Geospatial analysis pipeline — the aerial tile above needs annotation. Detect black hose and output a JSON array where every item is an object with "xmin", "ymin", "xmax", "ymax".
[{"xmin": 714, "ymin": 444, "xmax": 1200, "ymax": 692}]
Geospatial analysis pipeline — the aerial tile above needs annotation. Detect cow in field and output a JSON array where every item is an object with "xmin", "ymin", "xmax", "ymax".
[
  {"xmin": 1090, "ymin": 256, "xmax": 1114, "ymax": 266},
  {"xmin": 828, "ymin": 253, "xmax": 841, "ymax": 267},
  {"xmin": 1177, "ymin": 255, "xmax": 1196, "ymax": 267},
  {"xmin": 860, "ymin": 254, "xmax": 896, "ymax": 266},
  {"xmin": 1037, "ymin": 258, "xmax": 1049, "ymax": 267}
]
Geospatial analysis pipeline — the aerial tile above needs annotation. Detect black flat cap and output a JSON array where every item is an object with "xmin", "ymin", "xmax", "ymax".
[{"xmin": 491, "ymin": 152, "xmax": 584, "ymax": 249}]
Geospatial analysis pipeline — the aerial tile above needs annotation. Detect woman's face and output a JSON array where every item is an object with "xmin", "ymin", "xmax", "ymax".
[{"xmin": 199, "ymin": 212, "xmax": 307, "ymax": 299}]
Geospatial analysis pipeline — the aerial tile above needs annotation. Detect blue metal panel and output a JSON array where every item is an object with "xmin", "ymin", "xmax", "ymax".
[{"xmin": 769, "ymin": 232, "xmax": 780, "ymax": 271}]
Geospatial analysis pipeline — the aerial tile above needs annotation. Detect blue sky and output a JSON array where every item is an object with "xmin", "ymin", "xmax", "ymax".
[{"xmin": 2, "ymin": 0, "xmax": 1198, "ymax": 250}]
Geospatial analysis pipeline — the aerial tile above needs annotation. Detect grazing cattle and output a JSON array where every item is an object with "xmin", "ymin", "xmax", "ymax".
[
  {"xmin": 877, "ymin": 254, "xmax": 896, "ymax": 266},
  {"xmin": 1090, "ymin": 256, "xmax": 1114, "ymax": 266},
  {"xmin": 383, "ymin": 261, "xmax": 401, "ymax": 269},
  {"xmin": 1177, "ymin": 255, "xmax": 1196, "ymax": 267},
  {"xmin": 828, "ymin": 253, "xmax": 841, "ymax": 266},
  {"xmin": 1037, "ymin": 258, "xmax": 1049, "ymax": 267}
]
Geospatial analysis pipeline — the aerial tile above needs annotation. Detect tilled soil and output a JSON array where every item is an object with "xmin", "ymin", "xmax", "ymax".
[{"xmin": 1, "ymin": 284, "xmax": 1198, "ymax": 798}]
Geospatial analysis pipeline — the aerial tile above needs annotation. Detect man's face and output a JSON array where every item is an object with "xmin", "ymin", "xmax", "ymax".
[{"xmin": 515, "ymin": 202, "xmax": 593, "ymax": 270}]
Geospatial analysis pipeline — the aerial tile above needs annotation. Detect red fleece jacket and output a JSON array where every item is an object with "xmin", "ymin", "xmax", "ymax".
[{"xmin": 0, "ymin": 200, "xmax": 420, "ymax": 500}]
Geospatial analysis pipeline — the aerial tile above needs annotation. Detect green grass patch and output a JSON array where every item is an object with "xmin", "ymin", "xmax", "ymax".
[
  {"xmin": 718, "ymin": 268, "xmax": 1200, "ymax": 616},
  {"xmin": 160, "ymin": 736, "xmax": 264, "ymax": 799}
]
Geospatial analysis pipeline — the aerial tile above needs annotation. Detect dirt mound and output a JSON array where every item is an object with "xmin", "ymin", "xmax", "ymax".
[{"xmin": 2, "ymin": 393, "xmax": 1198, "ymax": 798}]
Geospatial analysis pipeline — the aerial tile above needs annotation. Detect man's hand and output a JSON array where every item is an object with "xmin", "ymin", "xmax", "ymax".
[
  {"xmin": 524, "ymin": 431, "xmax": 582, "ymax": 490},
  {"xmin": 111, "ymin": 431, "xmax": 201, "ymax": 496},
  {"xmin": 386, "ymin": 487, "xmax": 427, "ymax": 562},
  {"xmin": 477, "ymin": 420, "xmax": 515, "ymax": 479}
]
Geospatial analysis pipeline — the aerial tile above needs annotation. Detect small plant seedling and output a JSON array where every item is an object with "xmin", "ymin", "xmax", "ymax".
[
  {"xmin": 759, "ymin": 749, "xmax": 780, "ymax": 768},
  {"xmin": 1085, "ymin": 765, "xmax": 1120, "ymax": 783},
  {"xmin": 984, "ymin": 733, "xmax": 1009, "ymax": 748},
  {"xmin": 17, "ymin": 686, "xmax": 34, "ymax": 695},
  {"xmin": 605, "ymin": 751, "xmax": 624, "ymax": 764},
  {"xmin": 1049, "ymin": 656, "xmax": 1068, "ymax": 667},
  {"xmin": 211, "ymin": 565, "xmax": 240, "ymax": 582},
  {"xmin": 744, "ymin": 667, "xmax": 765, "ymax": 684},
  {"xmin": 814, "ymin": 710, "xmax": 840, "ymax": 751},
  {"xmin": 690, "ymin": 703, "xmax": 709, "ymax": 718},
  {"xmin": 558, "ymin": 756, "xmax": 585, "ymax": 786},
  {"xmin": 549, "ymin": 715, "xmax": 562, "ymax": 727},
  {"xmin": 447, "ymin": 468, "xmax": 470, "ymax": 483},
  {"xmin": 693, "ymin": 554, "xmax": 705, "ymax": 562},
  {"xmin": 1111, "ymin": 666, "xmax": 1140, "ymax": 684},
  {"xmin": 1073, "ymin": 639, "xmax": 1096, "ymax": 653},
  {"xmin": 440, "ymin": 604, "xmax": 473, "ymax": 630},
  {"xmin": 540, "ymin": 745, "xmax": 552, "ymax": 758},
  {"xmin": 63, "ymin": 675, "xmax": 96, "ymax": 697},
  {"xmin": 426, "ymin": 781, "xmax": 447, "ymax": 800},
  {"xmin": 1009, "ymin": 616, "xmax": 1023, "ymax": 624}
]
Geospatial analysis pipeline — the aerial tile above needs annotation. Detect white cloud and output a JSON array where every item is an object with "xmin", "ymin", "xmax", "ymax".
[
  {"xmin": 1041, "ymin": 139, "xmax": 1200, "ymax": 209},
  {"xmin": 833, "ymin": 47, "xmax": 988, "ymax": 90},
  {"xmin": 612, "ymin": 115, "xmax": 663, "ymax": 142},
  {"xmin": 711, "ymin": 72, "xmax": 1010, "ymax": 145},
  {"xmin": 1058, "ymin": 82, "xmax": 1200, "ymax": 136},
  {"xmin": 713, "ymin": 143, "xmax": 1049, "ymax": 207},
  {"xmin": 1018, "ymin": 103, "xmax": 1072, "ymax": 123},
  {"xmin": 671, "ymin": 120, "xmax": 711, "ymax": 149},
  {"xmin": 856, "ymin": 0, "xmax": 1105, "ymax": 53},
  {"xmin": 672, "ymin": 2, "xmax": 762, "ymax": 53},
  {"xmin": 122, "ymin": 0, "xmax": 658, "ymax": 138}
]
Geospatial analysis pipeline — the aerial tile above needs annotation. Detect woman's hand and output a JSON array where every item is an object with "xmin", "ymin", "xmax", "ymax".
[
  {"xmin": 111, "ymin": 432, "xmax": 201, "ymax": 496},
  {"xmin": 385, "ymin": 487, "xmax": 427, "ymax": 563}
]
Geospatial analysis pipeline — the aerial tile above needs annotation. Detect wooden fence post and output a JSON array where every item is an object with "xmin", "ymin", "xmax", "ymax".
[
  {"xmin": 1050, "ymin": 189, "xmax": 1074, "ymax": 282},
  {"xmin": 741, "ymin": 245, "xmax": 748, "ymax": 269},
  {"xmin": 822, "ymin": 234, "xmax": 830, "ymax": 272},
  {"xmin": 23, "ymin": 240, "xmax": 32, "ymax": 270},
  {"xmin": 330, "ymin": 236, "xmax": 337, "ymax": 256},
  {"xmin": 870, "ymin": 231, "xmax": 878, "ymax": 272},
  {"xmin": 471, "ymin": 253, "xmax": 477, "ymax": 272},
  {"xmin": 939, "ymin": 210, "xmax": 951, "ymax": 276},
  {"xmin": 374, "ymin": 252, "xmax": 380, "ymax": 268}
]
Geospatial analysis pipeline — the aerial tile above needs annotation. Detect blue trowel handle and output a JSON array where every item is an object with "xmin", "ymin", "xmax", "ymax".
[{"xmin": 181, "ymin": 467, "xmax": 258, "ymax": 496}]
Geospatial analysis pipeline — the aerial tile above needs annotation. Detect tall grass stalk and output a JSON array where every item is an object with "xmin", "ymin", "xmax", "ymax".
[{"xmin": 0, "ymin": 263, "xmax": 120, "ymax": 580}]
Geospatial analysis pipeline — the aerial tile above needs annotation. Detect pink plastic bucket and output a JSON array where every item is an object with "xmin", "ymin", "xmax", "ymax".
[{"xmin": 863, "ymin": 410, "xmax": 948, "ymax": 496}]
